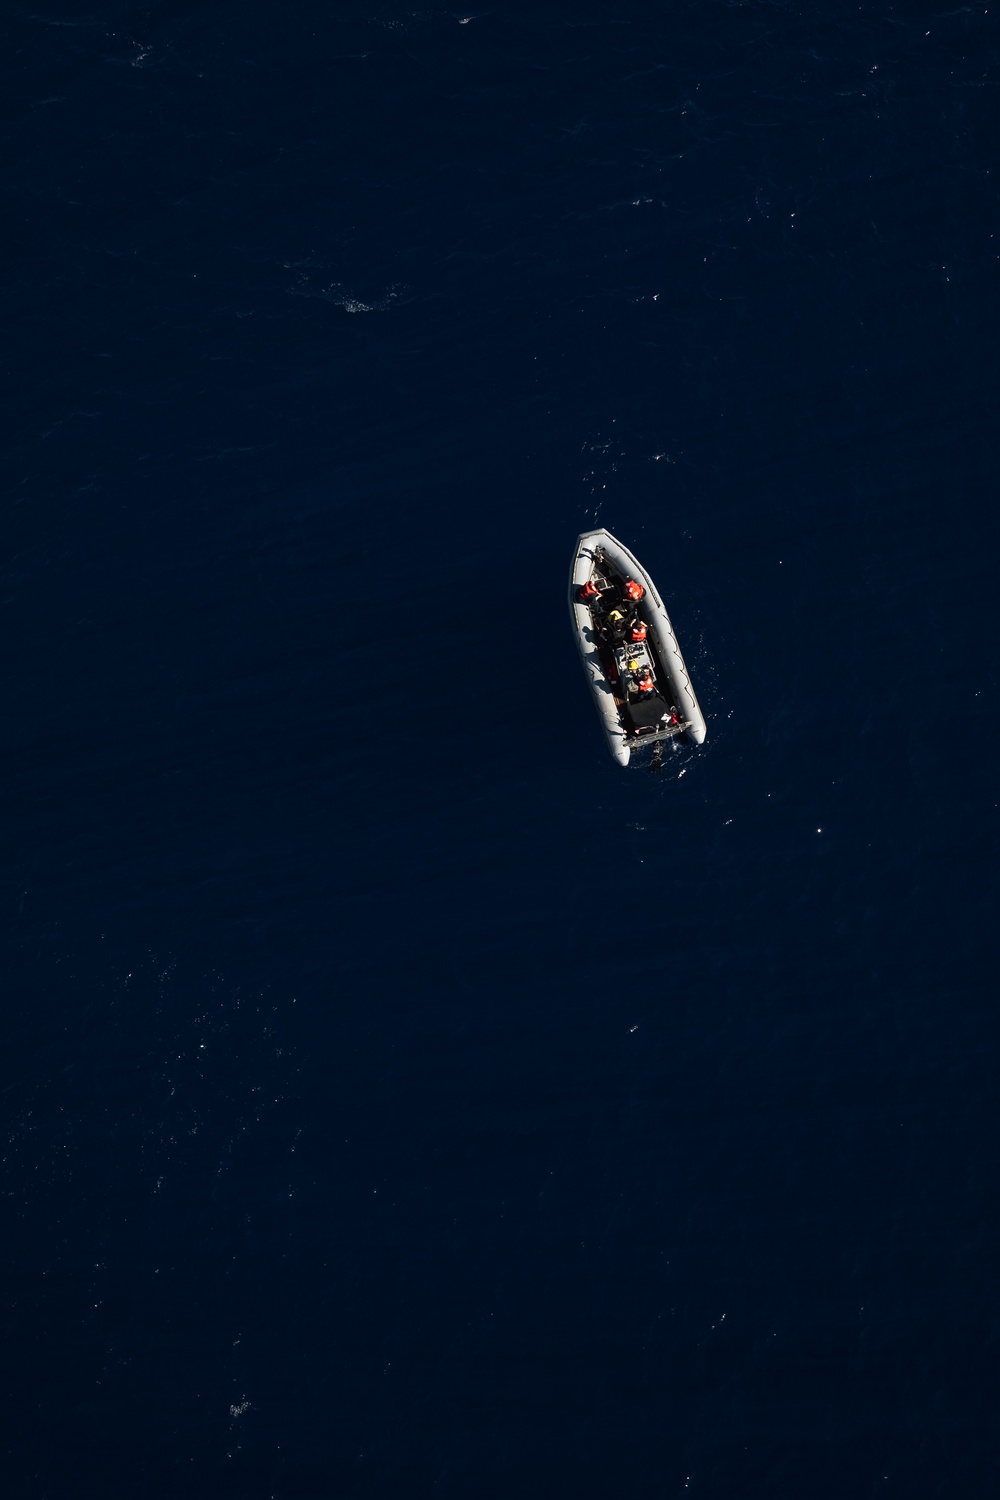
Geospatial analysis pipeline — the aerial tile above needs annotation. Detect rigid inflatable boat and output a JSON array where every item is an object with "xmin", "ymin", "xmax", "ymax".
[{"xmin": 569, "ymin": 529, "xmax": 707, "ymax": 767}]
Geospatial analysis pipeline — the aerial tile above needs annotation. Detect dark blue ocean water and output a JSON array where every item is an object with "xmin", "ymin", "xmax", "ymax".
[{"xmin": 3, "ymin": 3, "xmax": 999, "ymax": 1495}]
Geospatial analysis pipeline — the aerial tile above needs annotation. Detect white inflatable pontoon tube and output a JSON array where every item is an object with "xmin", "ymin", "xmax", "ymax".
[{"xmin": 569, "ymin": 528, "xmax": 707, "ymax": 764}]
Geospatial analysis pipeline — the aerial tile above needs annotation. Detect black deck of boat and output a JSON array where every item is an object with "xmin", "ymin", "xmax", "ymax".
[{"xmin": 579, "ymin": 549, "xmax": 689, "ymax": 749}]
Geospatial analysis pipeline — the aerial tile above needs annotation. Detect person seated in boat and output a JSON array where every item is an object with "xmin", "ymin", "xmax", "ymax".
[
  {"xmin": 624, "ymin": 578, "xmax": 645, "ymax": 604},
  {"xmin": 603, "ymin": 608, "xmax": 627, "ymax": 642},
  {"xmin": 578, "ymin": 577, "xmax": 602, "ymax": 602},
  {"xmin": 629, "ymin": 615, "xmax": 647, "ymax": 643},
  {"xmin": 627, "ymin": 661, "xmax": 656, "ymax": 697}
]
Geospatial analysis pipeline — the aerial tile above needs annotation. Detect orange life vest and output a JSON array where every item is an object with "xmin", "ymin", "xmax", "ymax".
[
  {"xmin": 624, "ymin": 579, "xmax": 645, "ymax": 602},
  {"xmin": 630, "ymin": 621, "xmax": 647, "ymax": 642},
  {"xmin": 579, "ymin": 579, "xmax": 600, "ymax": 600},
  {"xmin": 637, "ymin": 674, "xmax": 655, "ymax": 694}
]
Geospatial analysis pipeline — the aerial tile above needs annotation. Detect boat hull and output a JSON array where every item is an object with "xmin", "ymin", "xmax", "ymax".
[{"xmin": 569, "ymin": 529, "xmax": 707, "ymax": 766}]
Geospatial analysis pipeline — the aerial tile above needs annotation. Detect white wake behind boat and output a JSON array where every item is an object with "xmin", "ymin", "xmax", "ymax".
[{"xmin": 569, "ymin": 529, "xmax": 707, "ymax": 767}]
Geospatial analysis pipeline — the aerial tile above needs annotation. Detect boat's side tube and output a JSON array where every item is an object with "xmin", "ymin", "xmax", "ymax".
[
  {"xmin": 570, "ymin": 538, "xmax": 629, "ymax": 766},
  {"xmin": 586, "ymin": 530, "xmax": 707, "ymax": 746}
]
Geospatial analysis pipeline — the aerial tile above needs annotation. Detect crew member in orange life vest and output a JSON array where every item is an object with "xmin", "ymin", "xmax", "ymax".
[
  {"xmin": 624, "ymin": 578, "xmax": 645, "ymax": 604},
  {"xmin": 578, "ymin": 577, "xmax": 601, "ymax": 602},
  {"xmin": 629, "ymin": 616, "xmax": 647, "ymax": 643},
  {"xmin": 628, "ymin": 661, "xmax": 655, "ymax": 696}
]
